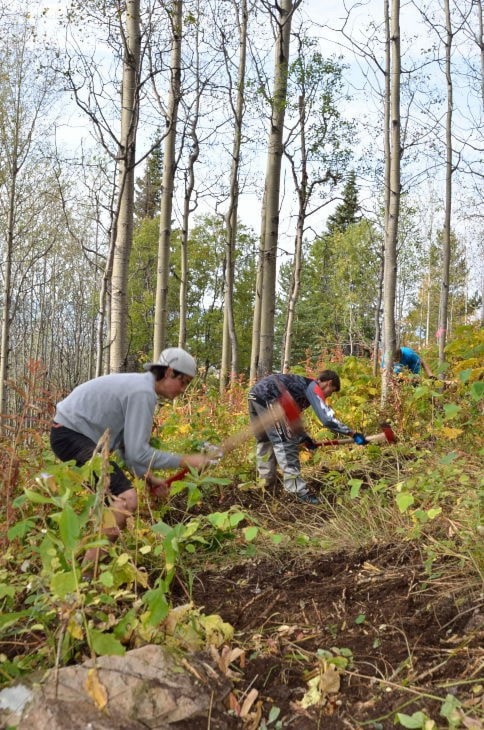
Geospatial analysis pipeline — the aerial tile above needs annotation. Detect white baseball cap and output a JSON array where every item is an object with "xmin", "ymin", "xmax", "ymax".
[{"xmin": 145, "ymin": 347, "xmax": 197, "ymax": 378}]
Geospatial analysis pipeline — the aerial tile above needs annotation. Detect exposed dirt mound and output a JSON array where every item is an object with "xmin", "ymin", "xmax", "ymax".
[{"xmin": 171, "ymin": 486, "xmax": 483, "ymax": 729}]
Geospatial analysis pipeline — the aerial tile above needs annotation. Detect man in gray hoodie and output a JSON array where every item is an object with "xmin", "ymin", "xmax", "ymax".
[{"xmin": 51, "ymin": 347, "xmax": 209, "ymax": 567}]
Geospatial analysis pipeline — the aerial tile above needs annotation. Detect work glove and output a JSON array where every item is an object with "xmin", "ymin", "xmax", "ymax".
[
  {"xmin": 302, "ymin": 436, "xmax": 319, "ymax": 452},
  {"xmin": 352, "ymin": 432, "xmax": 368, "ymax": 446}
]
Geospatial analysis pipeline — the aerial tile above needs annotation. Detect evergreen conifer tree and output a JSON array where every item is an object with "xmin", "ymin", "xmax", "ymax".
[
  {"xmin": 325, "ymin": 170, "xmax": 360, "ymax": 235},
  {"xmin": 134, "ymin": 143, "xmax": 163, "ymax": 220}
]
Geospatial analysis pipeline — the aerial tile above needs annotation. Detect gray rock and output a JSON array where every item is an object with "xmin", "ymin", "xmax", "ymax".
[
  {"xmin": 0, "ymin": 684, "xmax": 34, "ymax": 727},
  {"xmin": 8, "ymin": 645, "xmax": 231, "ymax": 730}
]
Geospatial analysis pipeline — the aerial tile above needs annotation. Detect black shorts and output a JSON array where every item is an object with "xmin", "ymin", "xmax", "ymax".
[{"xmin": 50, "ymin": 424, "xmax": 133, "ymax": 496}]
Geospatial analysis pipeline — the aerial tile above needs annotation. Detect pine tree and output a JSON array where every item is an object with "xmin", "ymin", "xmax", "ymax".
[
  {"xmin": 325, "ymin": 170, "xmax": 360, "ymax": 235},
  {"xmin": 134, "ymin": 143, "xmax": 163, "ymax": 220}
]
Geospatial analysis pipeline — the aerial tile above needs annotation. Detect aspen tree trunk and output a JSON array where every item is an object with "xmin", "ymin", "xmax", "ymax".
[
  {"xmin": 96, "ymin": 218, "xmax": 116, "ymax": 376},
  {"xmin": 372, "ymin": 251, "xmax": 384, "ymax": 377},
  {"xmin": 381, "ymin": 0, "xmax": 401, "ymax": 406},
  {"xmin": 0, "ymin": 28, "xmax": 39, "ymax": 422},
  {"xmin": 249, "ymin": 191, "xmax": 266, "ymax": 383},
  {"xmin": 478, "ymin": 0, "xmax": 483, "ymax": 112},
  {"xmin": 0, "ymin": 172, "xmax": 16, "ymax": 425},
  {"xmin": 220, "ymin": 0, "xmax": 248, "ymax": 393},
  {"xmin": 478, "ymin": 1, "xmax": 484, "ymax": 326},
  {"xmin": 110, "ymin": 0, "xmax": 141, "ymax": 372},
  {"xmin": 373, "ymin": 0, "xmax": 391, "ymax": 380},
  {"xmin": 425, "ymin": 270, "xmax": 432, "ymax": 345},
  {"xmin": 257, "ymin": 0, "xmax": 297, "ymax": 377},
  {"xmin": 281, "ymin": 94, "xmax": 306, "ymax": 373},
  {"xmin": 437, "ymin": 0, "xmax": 453, "ymax": 368},
  {"xmin": 281, "ymin": 206, "xmax": 304, "ymax": 373},
  {"xmin": 179, "ymin": 6, "xmax": 202, "ymax": 349},
  {"xmin": 153, "ymin": 0, "xmax": 182, "ymax": 359}
]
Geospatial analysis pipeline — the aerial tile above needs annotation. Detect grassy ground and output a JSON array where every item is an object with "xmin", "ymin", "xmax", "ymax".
[{"xmin": 1, "ymin": 343, "xmax": 483, "ymax": 729}]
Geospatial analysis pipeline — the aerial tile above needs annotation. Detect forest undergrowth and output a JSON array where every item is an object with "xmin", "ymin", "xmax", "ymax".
[{"xmin": 0, "ymin": 326, "xmax": 483, "ymax": 729}]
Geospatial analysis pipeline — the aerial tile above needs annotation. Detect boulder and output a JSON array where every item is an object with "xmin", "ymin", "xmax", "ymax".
[{"xmin": 7, "ymin": 644, "xmax": 231, "ymax": 730}]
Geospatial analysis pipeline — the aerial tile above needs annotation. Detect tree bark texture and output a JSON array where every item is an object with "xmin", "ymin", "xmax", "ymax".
[
  {"xmin": 110, "ymin": 0, "xmax": 141, "ymax": 372},
  {"xmin": 281, "ymin": 91, "xmax": 307, "ymax": 374},
  {"xmin": 153, "ymin": 0, "xmax": 182, "ymax": 359},
  {"xmin": 220, "ymin": 0, "xmax": 248, "ymax": 393},
  {"xmin": 437, "ymin": 0, "xmax": 453, "ymax": 367},
  {"xmin": 257, "ymin": 0, "xmax": 297, "ymax": 378},
  {"xmin": 381, "ymin": 0, "xmax": 400, "ymax": 405}
]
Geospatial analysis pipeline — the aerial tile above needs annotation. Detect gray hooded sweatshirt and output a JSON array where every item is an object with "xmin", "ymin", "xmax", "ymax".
[{"xmin": 53, "ymin": 371, "xmax": 182, "ymax": 475}]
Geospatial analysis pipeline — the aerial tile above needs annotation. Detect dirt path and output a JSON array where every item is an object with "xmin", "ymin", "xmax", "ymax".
[{"xmin": 171, "ymin": 488, "xmax": 483, "ymax": 729}]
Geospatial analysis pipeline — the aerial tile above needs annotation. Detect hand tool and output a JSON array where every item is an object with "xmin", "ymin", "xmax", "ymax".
[
  {"xmin": 313, "ymin": 423, "xmax": 397, "ymax": 447},
  {"xmin": 150, "ymin": 388, "xmax": 304, "ymax": 494}
]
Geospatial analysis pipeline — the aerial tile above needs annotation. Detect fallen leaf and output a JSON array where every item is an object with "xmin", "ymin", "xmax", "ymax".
[
  {"xmin": 300, "ymin": 663, "xmax": 341, "ymax": 709},
  {"xmin": 212, "ymin": 645, "xmax": 245, "ymax": 675},
  {"xmin": 245, "ymin": 700, "xmax": 263, "ymax": 730},
  {"xmin": 227, "ymin": 691, "xmax": 240, "ymax": 714},
  {"xmin": 101, "ymin": 509, "xmax": 117, "ymax": 530},
  {"xmin": 164, "ymin": 602, "xmax": 194, "ymax": 635},
  {"xmin": 300, "ymin": 675, "xmax": 327, "ymax": 709},
  {"xmin": 199, "ymin": 613, "xmax": 234, "ymax": 647},
  {"xmin": 319, "ymin": 663, "xmax": 341, "ymax": 694},
  {"xmin": 67, "ymin": 616, "xmax": 83, "ymax": 640},
  {"xmin": 85, "ymin": 667, "xmax": 108, "ymax": 710},
  {"xmin": 440, "ymin": 426, "xmax": 463, "ymax": 439},
  {"xmin": 239, "ymin": 688, "xmax": 259, "ymax": 717}
]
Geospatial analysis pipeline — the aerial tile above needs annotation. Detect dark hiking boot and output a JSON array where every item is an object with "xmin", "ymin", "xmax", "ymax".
[{"xmin": 296, "ymin": 492, "xmax": 319, "ymax": 505}]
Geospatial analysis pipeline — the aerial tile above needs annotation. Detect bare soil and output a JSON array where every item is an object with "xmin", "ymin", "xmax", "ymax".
[{"xmin": 171, "ymin": 484, "xmax": 483, "ymax": 730}]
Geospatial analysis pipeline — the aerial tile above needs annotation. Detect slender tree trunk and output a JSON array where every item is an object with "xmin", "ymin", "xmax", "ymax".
[
  {"xmin": 372, "ymin": 245, "xmax": 384, "ymax": 376},
  {"xmin": 425, "ymin": 255, "xmax": 432, "ymax": 345},
  {"xmin": 179, "ymin": 64, "xmax": 201, "ymax": 348},
  {"xmin": 178, "ymin": 164, "xmax": 190, "ymax": 349},
  {"xmin": 281, "ymin": 210, "xmax": 304, "ymax": 373},
  {"xmin": 249, "ymin": 190, "xmax": 266, "ymax": 383},
  {"xmin": 257, "ymin": 0, "xmax": 298, "ymax": 377},
  {"xmin": 437, "ymin": 0, "xmax": 453, "ymax": 369},
  {"xmin": 110, "ymin": 0, "xmax": 141, "ymax": 372},
  {"xmin": 0, "ymin": 30, "xmax": 32, "ymax": 423},
  {"xmin": 220, "ymin": 0, "xmax": 248, "ymax": 393},
  {"xmin": 153, "ymin": 0, "xmax": 182, "ymax": 358},
  {"xmin": 381, "ymin": 0, "xmax": 401, "ymax": 405},
  {"xmin": 477, "ymin": 0, "xmax": 483, "ymax": 328},
  {"xmin": 96, "ymin": 222, "xmax": 116, "ymax": 376},
  {"xmin": 0, "ymin": 173, "xmax": 16, "ymax": 426},
  {"xmin": 281, "ymin": 92, "xmax": 307, "ymax": 373},
  {"xmin": 478, "ymin": 0, "xmax": 484, "ymax": 110}
]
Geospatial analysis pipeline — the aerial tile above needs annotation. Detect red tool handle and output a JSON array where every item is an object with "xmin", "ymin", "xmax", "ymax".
[{"xmin": 149, "ymin": 466, "xmax": 188, "ymax": 495}]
